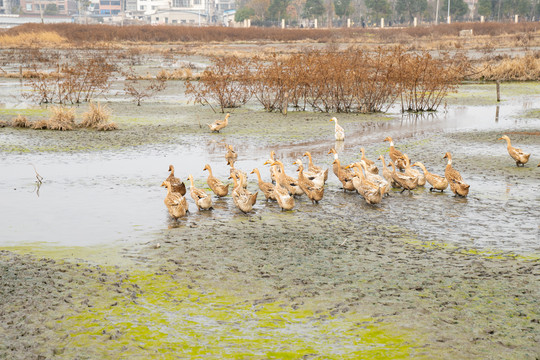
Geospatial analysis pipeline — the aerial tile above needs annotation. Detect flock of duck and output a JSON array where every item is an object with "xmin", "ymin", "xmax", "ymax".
[{"xmin": 159, "ymin": 115, "xmax": 535, "ymax": 219}]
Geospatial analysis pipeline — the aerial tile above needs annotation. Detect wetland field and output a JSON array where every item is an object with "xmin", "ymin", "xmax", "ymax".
[{"xmin": 0, "ymin": 45, "xmax": 539, "ymax": 359}]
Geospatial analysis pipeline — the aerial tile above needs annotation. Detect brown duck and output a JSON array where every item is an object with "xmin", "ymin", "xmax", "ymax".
[
  {"xmin": 161, "ymin": 180, "xmax": 189, "ymax": 219},
  {"xmin": 208, "ymin": 113, "xmax": 230, "ymax": 132},
  {"xmin": 443, "ymin": 152, "xmax": 470, "ymax": 197},
  {"xmin": 166, "ymin": 165, "xmax": 186, "ymax": 196},
  {"xmin": 251, "ymin": 168, "xmax": 276, "ymax": 201},
  {"xmin": 498, "ymin": 135, "xmax": 531, "ymax": 167},
  {"xmin": 384, "ymin": 137, "xmax": 407, "ymax": 171},
  {"xmin": 203, "ymin": 164, "xmax": 229, "ymax": 197}
]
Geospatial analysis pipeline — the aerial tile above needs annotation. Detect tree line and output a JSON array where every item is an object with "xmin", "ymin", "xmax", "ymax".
[{"xmin": 235, "ymin": 0, "xmax": 540, "ymax": 27}]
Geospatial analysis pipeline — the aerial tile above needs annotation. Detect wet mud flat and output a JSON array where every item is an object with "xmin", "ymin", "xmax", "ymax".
[{"xmin": 1, "ymin": 82, "xmax": 539, "ymax": 358}]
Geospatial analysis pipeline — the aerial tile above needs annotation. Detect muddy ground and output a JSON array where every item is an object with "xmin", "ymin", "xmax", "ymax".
[{"xmin": 1, "ymin": 79, "xmax": 539, "ymax": 358}]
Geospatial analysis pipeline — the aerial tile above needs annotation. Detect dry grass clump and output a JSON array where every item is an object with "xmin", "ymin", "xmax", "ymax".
[
  {"xmin": 0, "ymin": 119, "xmax": 9, "ymax": 127},
  {"xmin": 156, "ymin": 68, "xmax": 195, "ymax": 80},
  {"xmin": 11, "ymin": 115, "xmax": 31, "ymax": 128},
  {"xmin": 0, "ymin": 31, "xmax": 66, "ymax": 47},
  {"xmin": 81, "ymin": 102, "xmax": 117, "ymax": 131},
  {"xmin": 470, "ymin": 53, "xmax": 540, "ymax": 81},
  {"xmin": 47, "ymin": 106, "xmax": 75, "ymax": 131},
  {"xmin": 32, "ymin": 119, "xmax": 49, "ymax": 130}
]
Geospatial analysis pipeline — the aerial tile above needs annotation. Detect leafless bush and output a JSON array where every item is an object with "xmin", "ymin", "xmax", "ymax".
[
  {"xmin": 21, "ymin": 49, "xmax": 116, "ymax": 105},
  {"xmin": 185, "ymin": 56, "xmax": 252, "ymax": 112},
  {"xmin": 185, "ymin": 47, "xmax": 466, "ymax": 114},
  {"xmin": 123, "ymin": 68, "xmax": 167, "ymax": 106},
  {"xmin": 397, "ymin": 50, "xmax": 468, "ymax": 112}
]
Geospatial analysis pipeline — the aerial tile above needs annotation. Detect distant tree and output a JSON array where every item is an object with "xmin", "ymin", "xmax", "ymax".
[
  {"xmin": 396, "ymin": 0, "xmax": 427, "ymax": 22},
  {"xmin": 268, "ymin": 0, "xmax": 291, "ymax": 20},
  {"xmin": 290, "ymin": 0, "xmax": 307, "ymax": 22},
  {"xmin": 334, "ymin": 0, "xmax": 353, "ymax": 19},
  {"xmin": 440, "ymin": 0, "xmax": 468, "ymax": 19},
  {"xmin": 477, "ymin": 0, "xmax": 493, "ymax": 18},
  {"xmin": 235, "ymin": 6, "xmax": 255, "ymax": 21},
  {"xmin": 303, "ymin": 0, "xmax": 326, "ymax": 18},
  {"xmin": 510, "ymin": 0, "xmax": 533, "ymax": 16},
  {"xmin": 247, "ymin": 0, "xmax": 271, "ymax": 21},
  {"xmin": 365, "ymin": 0, "xmax": 392, "ymax": 19}
]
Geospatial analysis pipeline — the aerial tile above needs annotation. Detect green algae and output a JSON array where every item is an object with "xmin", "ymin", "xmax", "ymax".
[
  {"xmin": 0, "ymin": 108, "xmax": 49, "ymax": 118},
  {"xmin": 397, "ymin": 235, "xmax": 540, "ymax": 262},
  {"xmin": 52, "ymin": 268, "xmax": 422, "ymax": 359},
  {"xmin": 1, "ymin": 243, "xmax": 132, "ymax": 267}
]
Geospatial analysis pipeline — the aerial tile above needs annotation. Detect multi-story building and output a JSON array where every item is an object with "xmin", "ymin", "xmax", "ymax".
[
  {"xmin": 20, "ymin": 0, "xmax": 69, "ymax": 15},
  {"xmin": 138, "ymin": 0, "xmax": 168, "ymax": 15},
  {"xmin": 99, "ymin": 0, "xmax": 121, "ymax": 15},
  {"xmin": 0, "ymin": 0, "xmax": 15, "ymax": 14}
]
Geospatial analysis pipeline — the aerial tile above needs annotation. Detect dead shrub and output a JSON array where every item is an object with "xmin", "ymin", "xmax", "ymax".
[
  {"xmin": 185, "ymin": 56, "xmax": 251, "ymax": 112},
  {"xmin": 21, "ymin": 49, "xmax": 116, "ymax": 105},
  {"xmin": 123, "ymin": 68, "xmax": 167, "ymax": 106},
  {"xmin": 186, "ymin": 47, "xmax": 466, "ymax": 114},
  {"xmin": 11, "ymin": 115, "xmax": 31, "ymax": 128},
  {"xmin": 47, "ymin": 106, "xmax": 75, "ymax": 131},
  {"xmin": 397, "ymin": 50, "xmax": 469, "ymax": 112}
]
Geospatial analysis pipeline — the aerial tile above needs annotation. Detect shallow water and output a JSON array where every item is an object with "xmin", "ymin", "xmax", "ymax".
[{"xmin": 0, "ymin": 82, "xmax": 539, "ymax": 255}]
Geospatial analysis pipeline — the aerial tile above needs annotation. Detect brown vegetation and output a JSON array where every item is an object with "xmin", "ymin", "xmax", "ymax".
[
  {"xmin": 5, "ymin": 105, "xmax": 118, "ymax": 131},
  {"xmin": 81, "ymin": 102, "xmax": 118, "ymax": 131},
  {"xmin": 19, "ymin": 49, "xmax": 116, "ymax": 104},
  {"xmin": 186, "ymin": 47, "xmax": 467, "ymax": 113},
  {"xmin": 185, "ymin": 56, "xmax": 252, "ymax": 112},
  {"xmin": 1, "ymin": 22, "xmax": 538, "ymax": 46},
  {"xmin": 11, "ymin": 115, "xmax": 31, "ymax": 128},
  {"xmin": 123, "ymin": 68, "xmax": 168, "ymax": 106},
  {"xmin": 469, "ymin": 52, "xmax": 540, "ymax": 81},
  {"xmin": 47, "ymin": 106, "xmax": 75, "ymax": 131}
]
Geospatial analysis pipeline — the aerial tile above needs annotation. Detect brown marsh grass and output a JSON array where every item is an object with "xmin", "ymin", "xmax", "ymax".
[
  {"xmin": 81, "ymin": 102, "xmax": 118, "ymax": 130},
  {"xmin": 0, "ymin": 31, "xmax": 66, "ymax": 47},
  {"xmin": 47, "ymin": 106, "xmax": 75, "ymax": 131},
  {"xmin": 470, "ymin": 53, "xmax": 540, "ymax": 81},
  {"xmin": 11, "ymin": 115, "xmax": 31, "ymax": 128},
  {"xmin": 2, "ymin": 22, "xmax": 538, "ymax": 47}
]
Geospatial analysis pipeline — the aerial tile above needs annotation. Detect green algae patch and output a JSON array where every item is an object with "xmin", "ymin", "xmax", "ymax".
[
  {"xmin": 53, "ymin": 269, "xmax": 422, "ymax": 358},
  {"xmin": 397, "ymin": 235, "xmax": 540, "ymax": 262},
  {"xmin": 0, "ymin": 243, "xmax": 132, "ymax": 267}
]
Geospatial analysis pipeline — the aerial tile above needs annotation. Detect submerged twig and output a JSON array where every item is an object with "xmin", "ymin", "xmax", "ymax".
[{"xmin": 30, "ymin": 163, "xmax": 43, "ymax": 184}]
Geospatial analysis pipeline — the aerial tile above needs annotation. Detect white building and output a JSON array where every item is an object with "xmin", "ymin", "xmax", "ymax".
[{"xmin": 138, "ymin": 0, "xmax": 169, "ymax": 15}]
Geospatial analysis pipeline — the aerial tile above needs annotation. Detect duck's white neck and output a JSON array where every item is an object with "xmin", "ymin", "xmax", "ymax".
[
  {"xmin": 333, "ymin": 152, "xmax": 339, "ymax": 160},
  {"xmin": 389, "ymin": 140, "xmax": 394, "ymax": 147}
]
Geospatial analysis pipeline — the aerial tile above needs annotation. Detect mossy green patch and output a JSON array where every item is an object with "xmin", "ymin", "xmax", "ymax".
[
  {"xmin": 52, "ymin": 268, "xmax": 422, "ymax": 359},
  {"xmin": 398, "ymin": 235, "xmax": 540, "ymax": 261}
]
